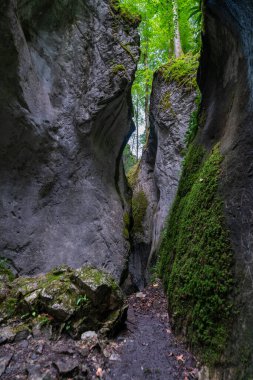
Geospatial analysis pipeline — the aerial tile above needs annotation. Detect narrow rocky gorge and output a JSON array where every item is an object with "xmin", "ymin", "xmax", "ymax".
[
  {"xmin": 128, "ymin": 55, "xmax": 198, "ymax": 289},
  {"xmin": 1, "ymin": 0, "xmax": 253, "ymax": 379}
]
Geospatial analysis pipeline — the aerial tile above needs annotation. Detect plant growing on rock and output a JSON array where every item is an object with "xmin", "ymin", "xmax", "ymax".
[{"xmin": 158, "ymin": 145, "xmax": 234, "ymax": 365}]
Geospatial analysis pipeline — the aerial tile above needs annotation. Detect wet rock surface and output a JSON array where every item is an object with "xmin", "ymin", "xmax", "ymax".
[
  {"xmin": 0, "ymin": 0, "xmax": 139, "ymax": 281},
  {"xmin": 0, "ymin": 281, "xmax": 198, "ymax": 380}
]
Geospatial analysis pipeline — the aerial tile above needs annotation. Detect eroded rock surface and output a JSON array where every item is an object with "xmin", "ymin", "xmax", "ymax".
[
  {"xmin": 0, "ymin": 0, "xmax": 139, "ymax": 281},
  {"xmin": 128, "ymin": 66, "xmax": 196, "ymax": 288}
]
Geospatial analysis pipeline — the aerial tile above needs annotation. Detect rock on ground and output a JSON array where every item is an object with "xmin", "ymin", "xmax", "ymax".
[
  {"xmin": 0, "ymin": 281, "xmax": 198, "ymax": 380},
  {"xmin": 0, "ymin": 265, "xmax": 127, "ymax": 338}
]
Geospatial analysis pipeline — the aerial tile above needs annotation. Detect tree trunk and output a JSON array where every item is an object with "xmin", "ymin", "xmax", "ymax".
[
  {"xmin": 172, "ymin": 0, "xmax": 183, "ymax": 57},
  {"xmin": 144, "ymin": 45, "xmax": 150, "ymax": 135},
  {"xmin": 135, "ymin": 97, "xmax": 139, "ymax": 160}
]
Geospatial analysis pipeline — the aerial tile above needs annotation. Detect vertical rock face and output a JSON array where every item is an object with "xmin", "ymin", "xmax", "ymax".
[
  {"xmin": 129, "ymin": 67, "xmax": 196, "ymax": 288},
  {"xmin": 157, "ymin": 0, "xmax": 253, "ymax": 378},
  {"xmin": 0, "ymin": 0, "xmax": 139, "ymax": 281},
  {"xmin": 148, "ymin": 73, "xmax": 196, "ymax": 265},
  {"xmin": 198, "ymin": 0, "xmax": 253, "ymax": 377}
]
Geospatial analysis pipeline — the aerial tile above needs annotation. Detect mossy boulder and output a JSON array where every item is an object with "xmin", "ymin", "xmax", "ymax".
[{"xmin": 0, "ymin": 266, "xmax": 127, "ymax": 338}]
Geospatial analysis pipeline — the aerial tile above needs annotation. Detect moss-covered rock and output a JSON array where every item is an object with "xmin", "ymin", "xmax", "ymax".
[
  {"xmin": 0, "ymin": 266, "xmax": 127, "ymax": 338},
  {"xmin": 127, "ymin": 161, "xmax": 140, "ymax": 189},
  {"xmin": 158, "ymin": 53, "xmax": 199, "ymax": 91},
  {"xmin": 158, "ymin": 145, "xmax": 234, "ymax": 366},
  {"xmin": 132, "ymin": 190, "xmax": 148, "ymax": 236},
  {"xmin": 123, "ymin": 212, "xmax": 130, "ymax": 240},
  {"xmin": 0, "ymin": 259, "xmax": 15, "ymax": 304},
  {"xmin": 112, "ymin": 64, "xmax": 126, "ymax": 75},
  {"xmin": 110, "ymin": 0, "xmax": 141, "ymax": 27},
  {"xmin": 159, "ymin": 90, "xmax": 176, "ymax": 116}
]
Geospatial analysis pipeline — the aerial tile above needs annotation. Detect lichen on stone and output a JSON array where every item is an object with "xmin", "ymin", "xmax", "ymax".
[
  {"xmin": 158, "ymin": 144, "xmax": 234, "ymax": 366},
  {"xmin": 159, "ymin": 90, "xmax": 176, "ymax": 116}
]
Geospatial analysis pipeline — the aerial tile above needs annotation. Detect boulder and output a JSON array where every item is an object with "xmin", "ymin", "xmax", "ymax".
[{"xmin": 0, "ymin": 266, "xmax": 127, "ymax": 337}]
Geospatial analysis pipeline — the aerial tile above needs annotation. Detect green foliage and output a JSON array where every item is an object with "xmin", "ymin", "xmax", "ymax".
[
  {"xmin": 37, "ymin": 314, "xmax": 50, "ymax": 327},
  {"xmin": 158, "ymin": 144, "xmax": 234, "ymax": 365},
  {"xmin": 132, "ymin": 191, "xmax": 148, "ymax": 235},
  {"xmin": 123, "ymin": 144, "xmax": 137, "ymax": 174},
  {"xmin": 177, "ymin": 0, "xmax": 202, "ymax": 53},
  {"xmin": 76, "ymin": 295, "xmax": 88, "ymax": 306},
  {"xmin": 117, "ymin": 0, "xmax": 202, "ymax": 145},
  {"xmin": 159, "ymin": 53, "xmax": 199, "ymax": 91}
]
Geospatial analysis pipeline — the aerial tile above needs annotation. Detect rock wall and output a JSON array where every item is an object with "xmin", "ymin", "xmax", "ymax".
[
  {"xmin": 0, "ymin": 0, "xmax": 139, "ymax": 282},
  {"xmin": 129, "ymin": 64, "xmax": 196, "ymax": 288},
  {"xmin": 158, "ymin": 0, "xmax": 253, "ymax": 378},
  {"xmin": 199, "ymin": 0, "xmax": 253, "ymax": 377}
]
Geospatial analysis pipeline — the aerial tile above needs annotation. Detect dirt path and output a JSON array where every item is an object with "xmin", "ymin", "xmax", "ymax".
[
  {"xmin": 0, "ymin": 282, "xmax": 198, "ymax": 379},
  {"xmin": 106, "ymin": 281, "xmax": 198, "ymax": 380}
]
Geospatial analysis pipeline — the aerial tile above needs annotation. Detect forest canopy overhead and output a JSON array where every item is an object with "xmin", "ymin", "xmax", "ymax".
[{"xmin": 117, "ymin": 0, "xmax": 202, "ymax": 158}]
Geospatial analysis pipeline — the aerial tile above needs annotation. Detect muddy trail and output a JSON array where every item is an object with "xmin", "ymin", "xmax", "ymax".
[{"xmin": 0, "ymin": 282, "xmax": 198, "ymax": 380}]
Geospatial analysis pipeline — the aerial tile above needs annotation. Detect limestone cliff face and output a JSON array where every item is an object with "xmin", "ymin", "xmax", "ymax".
[
  {"xmin": 198, "ymin": 0, "xmax": 253, "ymax": 377},
  {"xmin": 129, "ymin": 68, "xmax": 196, "ymax": 288},
  {"xmin": 156, "ymin": 0, "xmax": 253, "ymax": 378},
  {"xmin": 148, "ymin": 73, "xmax": 196, "ymax": 266},
  {"xmin": 0, "ymin": 0, "xmax": 139, "ymax": 281}
]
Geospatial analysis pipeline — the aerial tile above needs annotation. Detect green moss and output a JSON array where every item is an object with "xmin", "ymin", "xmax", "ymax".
[
  {"xmin": 12, "ymin": 323, "xmax": 31, "ymax": 334},
  {"xmin": 159, "ymin": 53, "xmax": 199, "ymax": 91},
  {"xmin": 123, "ymin": 212, "xmax": 130, "ymax": 240},
  {"xmin": 127, "ymin": 161, "xmax": 140, "ymax": 188},
  {"xmin": 132, "ymin": 191, "xmax": 148, "ymax": 235},
  {"xmin": 112, "ymin": 64, "xmax": 126, "ymax": 75},
  {"xmin": 158, "ymin": 144, "xmax": 234, "ymax": 366},
  {"xmin": 76, "ymin": 267, "xmax": 118, "ymax": 291},
  {"xmin": 36, "ymin": 314, "xmax": 50, "ymax": 327},
  {"xmin": 0, "ymin": 258, "xmax": 15, "ymax": 281},
  {"xmin": 159, "ymin": 90, "xmax": 176, "ymax": 116},
  {"xmin": 1, "ymin": 297, "xmax": 17, "ymax": 318},
  {"xmin": 110, "ymin": 0, "xmax": 141, "ymax": 27}
]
